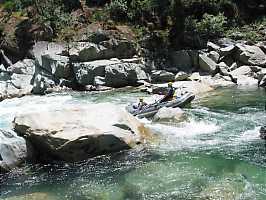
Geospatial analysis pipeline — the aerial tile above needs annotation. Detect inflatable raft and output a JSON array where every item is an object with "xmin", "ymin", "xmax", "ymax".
[{"xmin": 125, "ymin": 92, "xmax": 195, "ymax": 118}]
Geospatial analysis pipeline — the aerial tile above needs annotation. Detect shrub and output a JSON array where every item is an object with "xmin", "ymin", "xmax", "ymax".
[
  {"xmin": 105, "ymin": 0, "xmax": 128, "ymax": 21},
  {"xmin": 196, "ymin": 12, "xmax": 227, "ymax": 38}
]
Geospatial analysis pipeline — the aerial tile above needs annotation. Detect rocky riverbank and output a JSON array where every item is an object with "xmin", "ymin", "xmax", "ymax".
[
  {"xmin": 0, "ymin": 36, "xmax": 265, "ymax": 172},
  {"xmin": 0, "ymin": 37, "xmax": 265, "ymax": 101}
]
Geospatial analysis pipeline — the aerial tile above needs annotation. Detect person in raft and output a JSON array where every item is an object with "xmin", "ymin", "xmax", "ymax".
[
  {"xmin": 159, "ymin": 82, "xmax": 175, "ymax": 103},
  {"xmin": 138, "ymin": 97, "xmax": 148, "ymax": 109}
]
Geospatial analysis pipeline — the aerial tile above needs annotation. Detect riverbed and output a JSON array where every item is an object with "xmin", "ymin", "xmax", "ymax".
[{"xmin": 0, "ymin": 86, "xmax": 265, "ymax": 199}]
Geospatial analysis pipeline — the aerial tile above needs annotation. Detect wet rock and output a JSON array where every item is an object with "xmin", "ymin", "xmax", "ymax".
[
  {"xmin": 260, "ymin": 125, "xmax": 266, "ymax": 140},
  {"xmin": 12, "ymin": 103, "xmax": 157, "ymax": 162},
  {"xmin": 152, "ymin": 107, "xmax": 188, "ymax": 123}
]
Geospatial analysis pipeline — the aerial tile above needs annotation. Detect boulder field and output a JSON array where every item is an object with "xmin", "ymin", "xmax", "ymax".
[{"xmin": 0, "ymin": 38, "xmax": 265, "ymax": 101}]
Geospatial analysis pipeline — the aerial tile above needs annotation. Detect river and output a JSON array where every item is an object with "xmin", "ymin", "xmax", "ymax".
[{"xmin": 0, "ymin": 86, "xmax": 265, "ymax": 199}]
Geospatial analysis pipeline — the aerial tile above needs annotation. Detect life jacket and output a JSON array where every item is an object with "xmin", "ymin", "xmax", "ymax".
[
  {"xmin": 166, "ymin": 86, "xmax": 175, "ymax": 96},
  {"xmin": 138, "ymin": 101, "xmax": 147, "ymax": 109}
]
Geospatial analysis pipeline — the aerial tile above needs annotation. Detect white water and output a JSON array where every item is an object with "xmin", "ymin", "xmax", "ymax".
[{"xmin": 1, "ymin": 87, "xmax": 265, "ymax": 199}]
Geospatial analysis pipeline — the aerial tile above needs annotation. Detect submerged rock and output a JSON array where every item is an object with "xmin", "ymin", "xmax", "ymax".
[
  {"xmin": 260, "ymin": 125, "xmax": 266, "ymax": 140},
  {"xmin": 12, "ymin": 103, "xmax": 157, "ymax": 162},
  {"xmin": 198, "ymin": 173, "xmax": 249, "ymax": 200}
]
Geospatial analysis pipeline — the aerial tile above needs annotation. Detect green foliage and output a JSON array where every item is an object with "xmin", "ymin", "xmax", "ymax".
[
  {"xmin": 105, "ymin": 0, "xmax": 128, "ymax": 21},
  {"xmin": 0, "ymin": 0, "xmax": 34, "ymax": 13},
  {"xmin": 196, "ymin": 12, "xmax": 227, "ymax": 38},
  {"xmin": 128, "ymin": 0, "xmax": 151, "ymax": 21},
  {"xmin": 37, "ymin": 0, "xmax": 73, "ymax": 32},
  {"xmin": 94, "ymin": 10, "xmax": 103, "ymax": 21},
  {"xmin": 225, "ymin": 17, "xmax": 266, "ymax": 41},
  {"xmin": 0, "ymin": 22, "xmax": 6, "ymax": 32}
]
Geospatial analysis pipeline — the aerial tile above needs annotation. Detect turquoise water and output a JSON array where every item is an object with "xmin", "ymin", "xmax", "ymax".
[{"xmin": 0, "ymin": 86, "xmax": 265, "ymax": 199}]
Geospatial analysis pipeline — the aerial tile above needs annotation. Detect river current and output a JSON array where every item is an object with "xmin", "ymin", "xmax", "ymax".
[{"xmin": 0, "ymin": 86, "xmax": 265, "ymax": 199}]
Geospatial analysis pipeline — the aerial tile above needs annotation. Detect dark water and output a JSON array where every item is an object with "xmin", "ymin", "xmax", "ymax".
[{"xmin": 0, "ymin": 86, "xmax": 265, "ymax": 199}]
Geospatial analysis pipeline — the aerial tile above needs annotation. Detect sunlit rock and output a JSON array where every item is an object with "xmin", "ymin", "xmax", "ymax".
[
  {"xmin": 0, "ymin": 129, "xmax": 36, "ymax": 172},
  {"xmin": 12, "ymin": 103, "xmax": 157, "ymax": 162},
  {"xmin": 235, "ymin": 44, "xmax": 266, "ymax": 67},
  {"xmin": 152, "ymin": 107, "xmax": 188, "ymax": 123},
  {"xmin": 151, "ymin": 70, "xmax": 175, "ymax": 82},
  {"xmin": 199, "ymin": 53, "xmax": 218, "ymax": 74}
]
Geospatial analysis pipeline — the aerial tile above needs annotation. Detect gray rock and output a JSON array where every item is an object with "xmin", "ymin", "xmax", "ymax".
[
  {"xmin": 105, "ymin": 63, "xmax": 138, "ymax": 87},
  {"xmin": 236, "ymin": 75, "xmax": 258, "ymax": 85},
  {"xmin": 215, "ymin": 38, "xmax": 235, "ymax": 47},
  {"xmin": 69, "ymin": 42, "xmax": 115, "ymax": 62},
  {"xmin": 7, "ymin": 59, "xmax": 35, "ymax": 75},
  {"xmin": 0, "ymin": 128, "xmax": 36, "ymax": 172},
  {"xmin": 209, "ymin": 51, "xmax": 220, "ymax": 63},
  {"xmin": 0, "ymin": 72, "xmax": 11, "ymax": 81},
  {"xmin": 207, "ymin": 41, "xmax": 220, "ymax": 51},
  {"xmin": 175, "ymin": 71, "xmax": 189, "ymax": 81},
  {"xmin": 230, "ymin": 66, "xmax": 252, "ymax": 77},
  {"xmin": 170, "ymin": 50, "xmax": 192, "ymax": 71},
  {"xmin": 12, "ymin": 103, "xmax": 157, "ymax": 162},
  {"xmin": 151, "ymin": 70, "xmax": 175, "ymax": 82},
  {"xmin": 0, "ymin": 49, "xmax": 13, "ymax": 67},
  {"xmin": 217, "ymin": 62, "xmax": 230, "ymax": 76},
  {"xmin": 32, "ymin": 74, "xmax": 56, "ymax": 94},
  {"xmin": 235, "ymin": 44, "xmax": 266, "ymax": 66},
  {"xmin": 73, "ymin": 60, "xmax": 113, "ymax": 86},
  {"xmin": 152, "ymin": 107, "xmax": 188, "ymax": 123},
  {"xmin": 260, "ymin": 125, "xmax": 266, "ymax": 140},
  {"xmin": 218, "ymin": 45, "xmax": 236, "ymax": 57},
  {"xmin": 199, "ymin": 53, "xmax": 218, "ymax": 74},
  {"xmin": 41, "ymin": 54, "xmax": 71, "ymax": 79},
  {"xmin": 187, "ymin": 50, "xmax": 200, "ymax": 68}
]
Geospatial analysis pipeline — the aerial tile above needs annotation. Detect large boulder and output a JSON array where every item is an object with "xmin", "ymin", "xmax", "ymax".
[
  {"xmin": 260, "ymin": 125, "xmax": 266, "ymax": 140},
  {"xmin": 12, "ymin": 103, "xmax": 157, "ymax": 162},
  {"xmin": 170, "ymin": 50, "xmax": 192, "ymax": 71},
  {"xmin": 0, "ymin": 129, "xmax": 36, "ymax": 172},
  {"xmin": 6, "ymin": 59, "xmax": 35, "ymax": 75},
  {"xmin": 69, "ymin": 42, "xmax": 115, "ymax": 62},
  {"xmin": 73, "ymin": 60, "xmax": 116, "ymax": 86},
  {"xmin": 41, "ymin": 54, "xmax": 71, "ymax": 79},
  {"xmin": 235, "ymin": 44, "xmax": 266, "ymax": 67},
  {"xmin": 199, "ymin": 53, "xmax": 218, "ymax": 74},
  {"xmin": 105, "ymin": 63, "xmax": 138, "ymax": 87},
  {"xmin": 151, "ymin": 70, "xmax": 175, "ymax": 83},
  {"xmin": 32, "ymin": 73, "xmax": 56, "ymax": 94}
]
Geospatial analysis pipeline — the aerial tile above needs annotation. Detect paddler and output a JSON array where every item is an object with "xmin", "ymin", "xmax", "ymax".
[
  {"xmin": 159, "ymin": 82, "xmax": 175, "ymax": 103},
  {"xmin": 138, "ymin": 97, "xmax": 148, "ymax": 109}
]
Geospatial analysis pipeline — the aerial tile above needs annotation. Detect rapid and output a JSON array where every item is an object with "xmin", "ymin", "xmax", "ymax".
[{"xmin": 0, "ymin": 86, "xmax": 265, "ymax": 199}]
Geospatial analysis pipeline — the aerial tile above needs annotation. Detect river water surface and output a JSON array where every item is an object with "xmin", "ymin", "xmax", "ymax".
[{"xmin": 0, "ymin": 86, "xmax": 265, "ymax": 199}]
